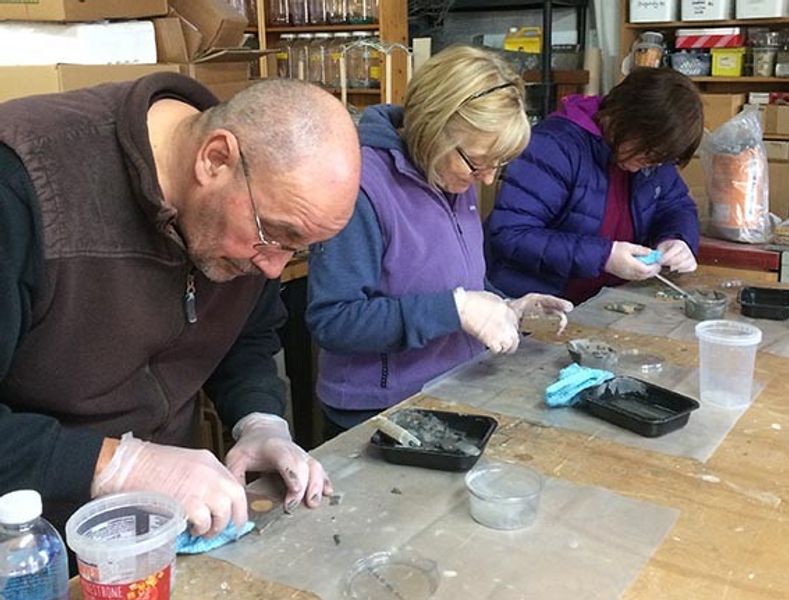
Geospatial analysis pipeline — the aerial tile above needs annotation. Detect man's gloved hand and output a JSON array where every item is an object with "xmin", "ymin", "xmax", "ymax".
[
  {"xmin": 91, "ymin": 433, "xmax": 247, "ymax": 538},
  {"xmin": 453, "ymin": 288, "xmax": 520, "ymax": 354},
  {"xmin": 657, "ymin": 239, "xmax": 697, "ymax": 273},
  {"xmin": 225, "ymin": 413, "xmax": 333, "ymax": 513},
  {"xmin": 507, "ymin": 293, "xmax": 574, "ymax": 335},
  {"xmin": 604, "ymin": 241, "xmax": 662, "ymax": 281}
]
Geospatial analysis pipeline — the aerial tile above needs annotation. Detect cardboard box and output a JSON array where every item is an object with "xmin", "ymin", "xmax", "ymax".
[
  {"xmin": 769, "ymin": 159, "xmax": 789, "ymax": 218},
  {"xmin": 701, "ymin": 93, "xmax": 747, "ymax": 131},
  {"xmin": 0, "ymin": 0, "xmax": 167, "ymax": 22},
  {"xmin": 765, "ymin": 104, "xmax": 789, "ymax": 136},
  {"xmin": 175, "ymin": 60, "xmax": 253, "ymax": 102},
  {"xmin": 168, "ymin": 0, "xmax": 247, "ymax": 53},
  {"xmin": 764, "ymin": 140, "xmax": 789, "ymax": 162},
  {"xmin": 0, "ymin": 64, "xmax": 179, "ymax": 103},
  {"xmin": 0, "ymin": 21, "xmax": 157, "ymax": 66}
]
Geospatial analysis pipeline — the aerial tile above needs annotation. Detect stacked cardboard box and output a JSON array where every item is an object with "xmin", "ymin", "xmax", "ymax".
[
  {"xmin": 0, "ymin": 0, "xmax": 176, "ymax": 102},
  {"xmin": 157, "ymin": 0, "xmax": 262, "ymax": 101}
]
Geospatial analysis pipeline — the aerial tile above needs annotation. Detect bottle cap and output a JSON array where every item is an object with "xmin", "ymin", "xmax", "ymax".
[{"xmin": 0, "ymin": 490, "xmax": 43, "ymax": 524}]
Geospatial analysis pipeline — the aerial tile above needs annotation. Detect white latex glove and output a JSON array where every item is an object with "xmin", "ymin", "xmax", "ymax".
[
  {"xmin": 225, "ymin": 413, "xmax": 333, "ymax": 513},
  {"xmin": 91, "ymin": 433, "xmax": 247, "ymax": 537},
  {"xmin": 603, "ymin": 241, "xmax": 662, "ymax": 281},
  {"xmin": 453, "ymin": 288, "xmax": 520, "ymax": 354},
  {"xmin": 657, "ymin": 239, "xmax": 697, "ymax": 273},
  {"xmin": 507, "ymin": 293, "xmax": 574, "ymax": 335}
]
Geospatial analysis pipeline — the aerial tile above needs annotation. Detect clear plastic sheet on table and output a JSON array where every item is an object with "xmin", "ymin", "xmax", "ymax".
[
  {"xmin": 571, "ymin": 285, "xmax": 789, "ymax": 357},
  {"xmin": 423, "ymin": 338, "xmax": 765, "ymax": 463},
  {"xmin": 212, "ymin": 425, "xmax": 678, "ymax": 600}
]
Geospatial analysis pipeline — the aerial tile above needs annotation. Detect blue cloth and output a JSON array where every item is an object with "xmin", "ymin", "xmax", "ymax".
[
  {"xmin": 637, "ymin": 250, "xmax": 663, "ymax": 265},
  {"xmin": 176, "ymin": 520, "xmax": 255, "ymax": 555},
  {"xmin": 485, "ymin": 94, "xmax": 700, "ymax": 300},
  {"xmin": 306, "ymin": 105, "xmax": 486, "ymax": 412},
  {"xmin": 545, "ymin": 363, "xmax": 615, "ymax": 408}
]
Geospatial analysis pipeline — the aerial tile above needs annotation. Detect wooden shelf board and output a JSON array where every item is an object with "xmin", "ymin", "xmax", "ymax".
[
  {"xmin": 522, "ymin": 69, "xmax": 589, "ymax": 85},
  {"xmin": 765, "ymin": 133, "xmax": 789, "ymax": 141},
  {"xmin": 625, "ymin": 17, "xmax": 789, "ymax": 29},
  {"xmin": 327, "ymin": 88, "xmax": 380, "ymax": 95},
  {"xmin": 265, "ymin": 23, "xmax": 379, "ymax": 33},
  {"xmin": 692, "ymin": 76, "xmax": 789, "ymax": 83}
]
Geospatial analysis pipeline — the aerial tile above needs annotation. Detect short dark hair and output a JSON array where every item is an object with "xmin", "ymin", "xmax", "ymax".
[{"xmin": 596, "ymin": 68, "xmax": 703, "ymax": 168}]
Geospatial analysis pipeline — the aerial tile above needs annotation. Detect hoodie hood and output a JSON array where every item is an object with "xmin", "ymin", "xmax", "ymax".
[
  {"xmin": 357, "ymin": 104, "xmax": 408, "ymax": 152},
  {"xmin": 553, "ymin": 94, "xmax": 603, "ymax": 137}
]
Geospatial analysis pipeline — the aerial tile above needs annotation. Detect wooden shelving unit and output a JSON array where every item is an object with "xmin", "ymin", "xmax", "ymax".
[
  {"xmin": 619, "ymin": 0, "xmax": 789, "ymax": 96},
  {"xmin": 252, "ymin": 0, "xmax": 408, "ymax": 107}
]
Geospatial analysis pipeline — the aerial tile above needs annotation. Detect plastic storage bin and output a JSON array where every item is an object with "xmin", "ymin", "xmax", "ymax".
[
  {"xmin": 66, "ymin": 492, "xmax": 185, "ymax": 600},
  {"xmin": 682, "ymin": 0, "xmax": 734, "ymax": 19},
  {"xmin": 670, "ymin": 50, "xmax": 712, "ymax": 75},
  {"xmin": 736, "ymin": 0, "xmax": 789, "ymax": 18},
  {"xmin": 630, "ymin": 0, "xmax": 678, "ymax": 22},
  {"xmin": 738, "ymin": 287, "xmax": 789, "ymax": 319},
  {"xmin": 370, "ymin": 409, "xmax": 498, "ymax": 472},
  {"xmin": 711, "ymin": 47, "xmax": 745, "ymax": 76},
  {"xmin": 695, "ymin": 320, "xmax": 762, "ymax": 409}
]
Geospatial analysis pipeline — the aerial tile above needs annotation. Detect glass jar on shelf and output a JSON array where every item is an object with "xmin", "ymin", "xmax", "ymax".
[
  {"xmin": 308, "ymin": 0, "xmax": 327, "ymax": 24},
  {"xmin": 289, "ymin": 0, "xmax": 309, "ymax": 25},
  {"xmin": 328, "ymin": 31, "xmax": 352, "ymax": 88},
  {"xmin": 267, "ymin": 0, "xmax": 289, "ymax": 25},
  {"xmin": 275, "ymin": 33, "xmax": 296, "ymax": 78},
  {"xmin": 326, "ymin": 0, "xmax": 348, "ymax": 24},
  {"xmin": 291, "ymin": 33, "xmax": 314, "ymax": 80},
  {"xmin": 309, "ymin": 32, "xmax": 333, "ymax": 86},
  {"xmin": 776, "ymin": 44, "xmax": 789, "ymax": 78},
  {"xmin": 348, "ymin": 0, "xmax": 377, "ymax": 24},
  {"xmin": 348, "ymin": 31, "xmax": 380, "ymax": 88}
]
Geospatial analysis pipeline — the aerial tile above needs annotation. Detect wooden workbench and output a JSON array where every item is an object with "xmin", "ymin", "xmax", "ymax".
[{"xmin": 73, "ymin": 268, "xmax": 789, "ymax": 599}]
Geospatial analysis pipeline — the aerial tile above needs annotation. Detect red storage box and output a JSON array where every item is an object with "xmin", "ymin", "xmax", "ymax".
[{"xmin": 675, "ymin": 28, "xmax": 745, "ymax": 49}]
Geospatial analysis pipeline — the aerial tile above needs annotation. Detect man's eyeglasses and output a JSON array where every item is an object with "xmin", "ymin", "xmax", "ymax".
[
  {"xmin": 455, "ymin": 146, "xmax": 510, "ymax": 175},
  {"xmin": 238, "ymin": 149, "xmax": 307, "ymax": 257}
]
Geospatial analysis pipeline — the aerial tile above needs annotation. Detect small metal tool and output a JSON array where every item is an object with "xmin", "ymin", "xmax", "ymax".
[{"xmin": 654, "ymin": 273, "xmax": 691, "ymax": 298}]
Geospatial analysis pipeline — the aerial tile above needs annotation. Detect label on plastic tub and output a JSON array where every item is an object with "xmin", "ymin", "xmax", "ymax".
[{"xmin": 78, "ymin": 563, "xmax": 172, "ymax": 600}]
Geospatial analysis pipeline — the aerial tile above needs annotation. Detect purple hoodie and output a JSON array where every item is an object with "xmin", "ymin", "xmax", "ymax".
[{"xmin": 485, "ymin": 94, "xmax": 700, "ymax": 299}]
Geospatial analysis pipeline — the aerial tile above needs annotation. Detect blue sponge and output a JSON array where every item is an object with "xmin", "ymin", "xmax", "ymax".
[
  {"xmin": 176, "ymin": 520, "xmax": 255, "ymax": 555},
  {"xmin": 544, "ymin": 363, "xmax": 615, "ymax": 408},
  {"xmin": 636, "ymin": 250, "xmax": 662, "ymax": 265}
]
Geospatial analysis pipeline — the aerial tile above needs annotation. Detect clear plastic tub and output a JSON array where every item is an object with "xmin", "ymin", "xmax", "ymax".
[
  {"xmin": 670, "ymin": 50, "xmax": 712, "ymax": 76},
  {"xmin": 465, "ymin": 462, "xmax": 543, "ymax": 530},
  {"xmin": 66, "ymin": 492, "xmax": 185, "ymax": 600},
  {"xmin": 695, "ymin": 320, "xmax": 762, "ymax": 409}
]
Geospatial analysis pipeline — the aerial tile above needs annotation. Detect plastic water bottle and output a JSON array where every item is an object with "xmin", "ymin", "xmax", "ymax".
[{"xmin": 0, "ymin": 489, "xmax": 68, "ymax": 600}]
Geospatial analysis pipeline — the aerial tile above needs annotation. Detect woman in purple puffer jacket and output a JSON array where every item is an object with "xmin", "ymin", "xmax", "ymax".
[{"xmin": 486, "ymin": 68, "xmax": 704, "ymax": 305}]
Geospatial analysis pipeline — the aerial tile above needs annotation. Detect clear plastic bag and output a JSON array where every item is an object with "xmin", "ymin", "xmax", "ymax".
[{"xmin": 700, "ymin": 108, "xmax": 772, "ymax": 243}]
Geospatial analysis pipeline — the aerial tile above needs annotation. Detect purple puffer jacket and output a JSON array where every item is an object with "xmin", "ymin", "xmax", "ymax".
[{"xmin": 485, "ymin": 95, "xmax": 700, "ymax": 299}]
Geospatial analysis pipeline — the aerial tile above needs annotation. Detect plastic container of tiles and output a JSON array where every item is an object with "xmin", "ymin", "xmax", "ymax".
[
  {"xmin": 575, "ymin": 376, "xmax": 700, "ymax": 437},
  {"xmin": 66, "ymin": 492, "xmax": 185, "ymax": 600},
  {"xmin": 370, "ymin": 409, "xmax": 498, "ymax": 472},
  {"xmin": 465, "ymin": 462, "xmax": 543, "ymax": 530},
  {"xmin": 739, "ymin": 287, "xmax": 789, "ymax": 320},
  {"xmin": 696, "ymin": 320, "xmax": 762, "ymax": 409},
  {"xmin": 670, "ymin": 50, "xmax": 712, "ymax": 76}
]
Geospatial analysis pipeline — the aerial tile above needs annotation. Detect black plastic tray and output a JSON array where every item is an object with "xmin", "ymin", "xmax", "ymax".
[
  {"xmin": 575, "ymin": 376, "xmax": 700, "ymax": 438},
  {"xmin": 370, "ymin": 409, "xmax": 498, "ymax": 471},
  {"xmin": 739, "ymin": 287, "xmax": 789, "ymax": 320}
]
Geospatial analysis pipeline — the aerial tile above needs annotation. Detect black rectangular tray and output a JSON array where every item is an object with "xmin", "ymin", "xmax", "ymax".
[
  {"xmin": 370, "ymin": 408, "xmax": 498, "ymax": 472},
  {"xmin": 739, "ymin": 287, "xmax": 789, "ymax": 320},
  {"xmin": 575, "ymin": 376, "xmax": 700, "ymax": 438}
]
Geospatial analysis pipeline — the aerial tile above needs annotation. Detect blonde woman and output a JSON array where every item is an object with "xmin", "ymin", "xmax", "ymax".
[{"xmin": 306, "ymin": 45, "xmax": 573, "ymax": 435}]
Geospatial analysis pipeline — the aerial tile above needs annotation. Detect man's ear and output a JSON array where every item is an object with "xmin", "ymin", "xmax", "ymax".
[{"xmin": 194, "ymin": 129, "xmax": 240, "ymax": 185}]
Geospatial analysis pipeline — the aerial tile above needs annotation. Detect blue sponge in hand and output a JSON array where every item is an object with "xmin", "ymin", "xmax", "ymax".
[
  {"xmin": 176, "ymin": 520, "xmax": 255, "ymax": 555},
  {"xmin": 636, "ymin": 250, "xmax": 662, "ymax": 265}
]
